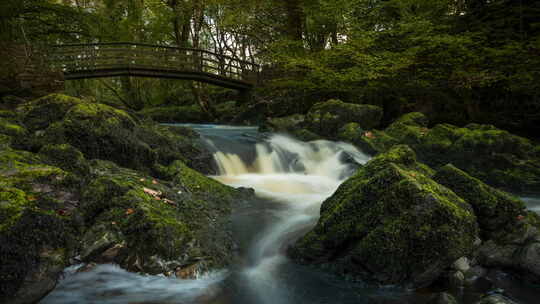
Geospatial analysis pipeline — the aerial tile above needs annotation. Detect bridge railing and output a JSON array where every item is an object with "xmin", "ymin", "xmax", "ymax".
[{"xmin": 48, "ymin": 42, "xmax": 260, "ymax": 84}]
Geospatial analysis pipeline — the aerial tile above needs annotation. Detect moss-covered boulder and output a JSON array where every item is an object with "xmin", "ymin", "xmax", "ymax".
[
  {"xmin": 18, "ymin": 93, "xmax": 83, "ymax": 131},
  {"xmin": 305, "ymin": 99, "xmax": 382, "ymax": 138},
  {"xmin": 76, "ymin": 159, "xmax": 240, "ymax": 276},
  {"xmin": 259, "ymin": 114, "xmax": 323, "ymax": 141},
  {"xmin": 349, "ymin": 112, "xmax": 540, "ymax": 193},
  {"xmin": 0, "ymin": 149, "xmax": 78, "ymax": 303},
  {"xmin": 138, "ymin": 104, "xmax": 210, "ymax": 123},
  {"xmin": 289, "ymin": 145, "xmax": 478, "ymax": 287},
  {"xmin": 15, "ymin": 94, "xmax": 213, "ymax": 174}
]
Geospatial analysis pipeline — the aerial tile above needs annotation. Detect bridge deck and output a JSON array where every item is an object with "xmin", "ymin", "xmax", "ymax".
[{"xmin": 49, "ymin": 42, "xmax": 260, "ymax": 90}]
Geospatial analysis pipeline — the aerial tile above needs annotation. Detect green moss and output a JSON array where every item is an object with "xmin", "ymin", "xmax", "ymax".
[
  {"xmin": 394, "ymin": 112, "xmax": 429, "ymax": 127},
  {"xmin": 39, "ymin": 144, "xmax": 90, "ymax": 177},
  {"xmin": 306, "ymin": 99, "xmax": 383, "ymax": 137},
  {"xmin": 139, "ymin": 105, "xmax": 209, "ymax": 123},
  {"xmin": 363, "ymin": 145, "xmax": 434, "ymax": 177},
  {"xmin": 66, "ymin": 103, "xmax": 137, "ymax": 129},
  {"xmin": 433, "ymin": 164, "xmax": 526, "ymax": 241},
  {"xmin": 0, "ymin": 148, "xmax": 43, "ymax": 171},
  {"xmin": 0, "ymin": 118, "xmax": 26, "ymax": 137},
  {"xmin": 0, "ymin": 187, "xmax": 31, "ymax": 231},
  {"xmin": 20, "ymin": 93, "xmax": 83, "ymax": 131},
  {"xmin": 40, "ymin": 103, "xmax": 156, "ymax": 172},
  {"xmin": 338, "ymin": 123, "xmax": 363, "ymax": 143},
  {"xmin": 290, "ymin": 146, "xmax": 477, "ymax": 286},
  {"xmin": 160, "ymin": 160, "xmax": 235, "ymax": 199},
  {"xmin": 0, "ymin": 134, "xmax": 12, "ymax": 149},
  {"xmin": 291, "ymin": 128, "xmax": 322, "ymax": 142}
]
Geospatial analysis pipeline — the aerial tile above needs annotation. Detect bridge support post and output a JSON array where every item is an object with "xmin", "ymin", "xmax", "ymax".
[{"xmin": 238, "ymin": 89, "xmax": 252, "ymax": 105}]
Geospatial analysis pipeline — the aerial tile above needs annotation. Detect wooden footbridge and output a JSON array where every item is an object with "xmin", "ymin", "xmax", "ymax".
[{"xmin": 49, "ymin": 42, "xmax": 260, "ymax": 90}]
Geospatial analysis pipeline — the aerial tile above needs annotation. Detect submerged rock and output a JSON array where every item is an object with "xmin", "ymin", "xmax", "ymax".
[
  {"xmin": 289, "ymin": 145, "xmax": 478, "ymax": 287},
  {"xmin": 429, "ymin": 292, "xmax": 458, "ymax": 304},
  {"xmin": 305, "ymin": 99, "xmax": 382, "ymax": 138},
  {"xmin": 475, "ymin": 294, "xmax": 519, "ymax": 304}
]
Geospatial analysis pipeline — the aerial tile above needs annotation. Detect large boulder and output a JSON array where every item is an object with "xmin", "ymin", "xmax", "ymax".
[
  {"xmin": 288, "ymin": 145, "xmax": 478, "ymax": 288},
  {"xmin": 305, "ymin": 99, "xmax": 382, "ymax": 138},
  {"xmin": 0, "ymin": 96, "xmax": 249, "ymax": 302},
  {"xmin": 78, "ymin": 159, "xmax": 238, "ymax": 276},
  {"xmin": 348, "ymin": 112, "xmax": 540, "ymax": 193},
  {"xmin": 16, "ymin": 94, "xmax": 214, "ymax": 174}
]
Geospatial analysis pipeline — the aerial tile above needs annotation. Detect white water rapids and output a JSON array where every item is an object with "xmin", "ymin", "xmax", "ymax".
[{"xmin": 210, "ymin": 134, "xmax": 370, "ymax": 304}]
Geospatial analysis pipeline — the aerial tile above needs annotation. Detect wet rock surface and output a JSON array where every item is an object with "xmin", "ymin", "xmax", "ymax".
[
  {"xmin": 289, "ymin": 145, "xmax": 479, "ymax": 288},
  {"xmin": 0, "ymin": 94, "xmax": 252, "ymax": 303},
  {"xmin": 290, "ymin": 143, "xmax": 540, "ymax": 291}
]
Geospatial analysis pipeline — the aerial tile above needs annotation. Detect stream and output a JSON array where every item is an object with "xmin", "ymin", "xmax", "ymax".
[{"xmin": 42, "ymin": 125, "xmax": 540, "ymax": 304}]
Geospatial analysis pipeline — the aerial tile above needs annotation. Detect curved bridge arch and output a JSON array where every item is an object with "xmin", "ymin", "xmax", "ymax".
[{"xmin": 49, "ymin": 42, "xmax": 260, "ymax": 90}]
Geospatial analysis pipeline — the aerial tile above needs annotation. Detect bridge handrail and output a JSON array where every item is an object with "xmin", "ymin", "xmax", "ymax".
[{"xmin": 48, "ymin": 42, "xmax": 260, "ymax": 70}]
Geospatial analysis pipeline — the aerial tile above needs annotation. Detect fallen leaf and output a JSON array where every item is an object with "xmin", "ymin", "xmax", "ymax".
[
  {"xmin": 152, "ymin": 179, "xmax": 158, "ymax": 185},
  {"xmin": 126, "ymin": 208, "xmax": 135, "ymax": 215},
  {"xmin": 143, "ymin": 187, "xmax": 160, "ymax": 197},
  {"xmin": 27, "ymin": 195, "xmax": 38, "ymax": 201},
  {"xmin": 111, "ymin": 221, "xmax": 117, "ymax": 225},
  {"xmin": 517, "ymin": 215, "xmax": 525, "ymax": 221},
  {"xmin": 139, "ymin": 178, "xmax": 146, "ymax": 182},
  {"xmin": 364, "ymin": 131, "xmax": 375, "ymax": 139}
]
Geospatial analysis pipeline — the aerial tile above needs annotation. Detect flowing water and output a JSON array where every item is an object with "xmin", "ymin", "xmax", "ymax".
[{"xmin": 42, "ymin": 125, "xmax": 540, "ymax": 304}]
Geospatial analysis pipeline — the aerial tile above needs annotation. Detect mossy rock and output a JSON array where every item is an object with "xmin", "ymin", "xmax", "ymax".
[
  {"xmin": 290, "ymin": 128, "xmax": 323, "ymax": 142},
  {"xmin": 139, "ymin": 105, "xmax": 210, "ymax": 123},
  {"xmin": 306, "ymin": 99, "xmax": 383, "ymax": 138},
  {"xmin": 338, "ymin": 123, "xmax": 398, "ymax": 155},
  {"xmin": 433, "ymin": 164, "xmax": 527, "ymax": 241},
  {"xmin": 289, "ymin": 145, "xmax": 478, "ymax": 287},
  {"xmin": 135, "ymin": 122, "xmax": 214, "ymax": 174},
  {"xmin": 0, "ymin": 117, "xmax": 26, "ymax": 138},
  {"xmin": 0, "ymin": 149, "xmax": 76, "ymax": 302},
  {"xmin": 19, "ymin": 93, "xmax": 82, "ymax": 131},
  {"xmin": 39, "ymin": 144, "xmax": 90, "ymax": 178},
  {"xmin": 0, "ymin": 134, "xmax": 12, "ymax": 149},
  {"xmin": 354, "ymin": 112, "xmax": 540, "ymax": 193},
  {"xmin": 78, "ymin": 159, "xmax": 240, "ymax": 275},
  {"xmin": 38, "ymin": 102, "xmax": 156, "ymax": 172},
  {"xmin": 260, "ymin": 114, "xmax": 306, "ymax": 133}
]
